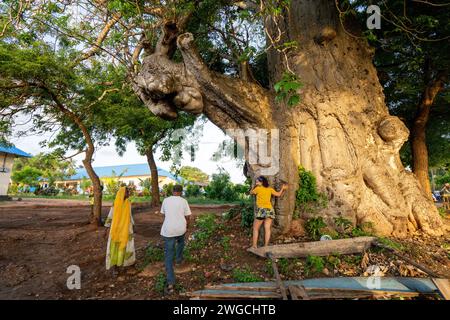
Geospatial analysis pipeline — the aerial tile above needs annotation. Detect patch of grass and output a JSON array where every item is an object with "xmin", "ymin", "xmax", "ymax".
[
  {"xmin": 265, "ymin": 260, "xmax": 275, "ymax": 277},
  {"xmin": 175, "ymin": 283, "xmax": 185, "ymax": 293},
  {"xmin": 277, "ymin": 258, "xmax": 290, "ymax": 275},
  {"xmin": 183, "ymin": 245, "xmax": 197, "ymax": 263},
  {"xmin": 232, "ymin": 266, "xmax": 263, "ymax": 283},
  {"xmin": 220, "ymin": 236, "xmax": 231, "ymax": 252},
  {"xmin": 377, "ymin": 237, "xmax": 405, "ymax": 251},
  {"xmin": 305, "ymin": 217, "xmax": 327, "ymax": 240},
  {"xmin": 334, "ymin": 217, "xmax": 353, "ymax": 235},
  {"xmin": 326, "ymin": 254, "xmax": 341, "ymax": 269},
  {"xmin": 304, "ymin": 255, "xmax": 325, "ymax": 276},
  {"xmin": 138, "ymin": 245, "xmax": 164, "ymax": 270},
  {"xmin": 154, "ymin": 272, "xmax": 166, "ymax": 295},
  {"xmin": 351, "ymin": 226, "xmax": 371, "ymax": 237},
  {"xmin": 343, "ymin": 254, "xmax": 362, "ymax": 265},
  {"xmin": 265, "ymin": 258, "xmax": 298, "ymax": 277},
  {"xmin": 333, "ymin": 217, "xmax": 374, "ymax": 238},
  {"xmin": 189, "ymin": 213, "xmax": 220, "ymax": 249}
]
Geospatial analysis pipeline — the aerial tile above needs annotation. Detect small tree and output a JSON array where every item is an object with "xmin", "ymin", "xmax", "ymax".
[
  {"xmin": 12, "ymin": 151, "xmax": 76, "ymax": 187},
  {"xmin": 185, "ymin": 184, "xmax": 202, "ymax": 198},
  {"xmin": 0, "ymin": 43, "xmax": 118, "ymax": 226},
  {"xmin": 102, "ymin": 170, "xmax": 126, "ymax": 195},
  {"xmin": 204, "ymin": 169, "xmax": 239, "ymax": 202},
  {"xmin": 11, "ymin": 166, "xmax": 42, "ymax": 188},
  {"xmin": 179, "ymin": 166, "xmax": 209, "ymax": 184}
]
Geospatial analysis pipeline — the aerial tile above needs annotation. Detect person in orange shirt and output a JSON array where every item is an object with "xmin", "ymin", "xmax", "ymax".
[{"xmin": 250, "ymin": 176, "xmax": 288, "ymax": 249}]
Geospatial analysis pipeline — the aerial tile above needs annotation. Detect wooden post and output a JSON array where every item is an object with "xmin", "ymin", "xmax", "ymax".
[{"xmin": 266, "ymin": 252, "xmax": 287, "ymax": 300}]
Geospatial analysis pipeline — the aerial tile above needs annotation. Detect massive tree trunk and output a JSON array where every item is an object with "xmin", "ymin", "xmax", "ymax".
[
  {"xmin": 410, "ymin": 70, "xmax": 446, "ymax": 198},
  {"xmin": 133, "ymin": 0, "xmax": 444, "ymax": 237},
  {"xmin": 145, "ymin": 145, "xmax": 161, "ymax": 207}
]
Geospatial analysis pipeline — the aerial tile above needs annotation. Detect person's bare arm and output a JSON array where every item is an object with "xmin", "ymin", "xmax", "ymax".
[{"xmin": 273, "ymin": 184, "xmax": 288, "ymax": 197}]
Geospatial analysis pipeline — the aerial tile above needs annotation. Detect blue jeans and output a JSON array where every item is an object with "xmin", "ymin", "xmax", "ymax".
[{"xmin": 163, "ymin": 234, "xmax": 185, "ymax": 285}]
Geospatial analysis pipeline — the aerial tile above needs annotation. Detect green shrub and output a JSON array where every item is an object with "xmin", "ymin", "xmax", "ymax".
[
  {"xmin": 190, "ymin": 214, "xmax": 219, "ymax": 249},
  {"xmin": 144, "ymin": 245, "xmax": 164, "ymax": 263},
  {"xmin": 185, "ymin": 184, "xmax": 202, "ymax": 197},
  {"xmin": 232, "ymin": 267, "xmax": 263, "ymax": 282},
  {"xmin": 223, "ymin": 203, "xmax": 254, "ymax": 230},
  {"xmin": 294, "ymin": 167, "xmax": 328, "ymax": 218},
  {"xmin": 377, "ymin": 237, "xmax": 405, "ymax": 251},
  {"xmin": 7, "ymin": 183, "xmax": 19, "ymax": 195},
  {"xmin": 305, "ymin": 217, "xmax": 327, "ymax": 240},
  {"xmin": 240, "ymin": 204, "xmax": 254, "ymax": 229},
  {"xmin": 204, "ymin": 171, "xmax": 239, "ymax": 201},
  {"xmin": 304, "ymin": 255, "xmax": 325, "ymax": 276}
]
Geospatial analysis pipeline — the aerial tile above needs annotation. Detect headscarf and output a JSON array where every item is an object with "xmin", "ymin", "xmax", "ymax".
[{"xmin": 110, "ymin": 187, "xmax": 131, "ymax": 250}]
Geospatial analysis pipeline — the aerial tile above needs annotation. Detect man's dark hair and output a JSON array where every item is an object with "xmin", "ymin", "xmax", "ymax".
[{"xmin": 173, "ymin": 185, "xmax": 183, "ymax": 193}]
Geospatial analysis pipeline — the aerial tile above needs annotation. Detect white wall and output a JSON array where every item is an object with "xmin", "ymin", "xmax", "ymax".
[{"xmin": 0, "ymin": 153, "xmax": 15, "ymax": 196}]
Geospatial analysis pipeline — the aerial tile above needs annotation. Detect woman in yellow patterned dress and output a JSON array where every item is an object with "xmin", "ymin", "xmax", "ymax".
[{"xmin": 104, "ymin": 186, "xmax": 136, "ymax": 271}]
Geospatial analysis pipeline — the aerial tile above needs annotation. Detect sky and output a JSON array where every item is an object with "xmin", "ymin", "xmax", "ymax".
[{"xmin": 10, "ymin": 120, "xmax": 246, "ymax": 183}]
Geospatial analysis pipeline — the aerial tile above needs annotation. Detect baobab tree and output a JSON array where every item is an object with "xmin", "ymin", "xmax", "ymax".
[{"xmin": 132, "ymin": 0, "xmax": 444, "ymax": 237}]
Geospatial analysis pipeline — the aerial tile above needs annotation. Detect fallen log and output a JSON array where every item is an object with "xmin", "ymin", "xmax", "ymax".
[{"xmin": 248, "ymin": 237, "xmax": 376, "ymax": 258}]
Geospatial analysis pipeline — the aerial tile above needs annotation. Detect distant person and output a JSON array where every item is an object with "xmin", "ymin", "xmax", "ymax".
[
  {"xmin": 250, "ymin": 176, "xmax": 287, "ymax": 249},
  {"xmin": 160, "ymin": 184, "xmax": 191, "ymax": 294},
  {"xmin": 104, "ymin": 186, "xmax": 136, "ymax": 273}
]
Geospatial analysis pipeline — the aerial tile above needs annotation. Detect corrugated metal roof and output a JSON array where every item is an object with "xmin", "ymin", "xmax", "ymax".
[
  {"xmin": 0, "ymin": 144, "xmax": 32, "ymax": 158},
  {"xmin": 68, "ymin": 163, "xmax": 182, "ymax": 182}
]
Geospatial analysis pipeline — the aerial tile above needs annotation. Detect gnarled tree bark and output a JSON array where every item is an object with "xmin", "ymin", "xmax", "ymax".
[{"xmin": 133, "ymin": 0, "xmax": 444, "ymax": 237}]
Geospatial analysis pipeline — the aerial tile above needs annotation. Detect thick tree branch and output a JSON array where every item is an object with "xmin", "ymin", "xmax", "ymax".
[
  {"xmin": 177, "ymin": 33, "xmax": 273, "ymax": 129},
  {"xmin": 71, "ymin": 12, "xmax": 122, "ymax": 66}
]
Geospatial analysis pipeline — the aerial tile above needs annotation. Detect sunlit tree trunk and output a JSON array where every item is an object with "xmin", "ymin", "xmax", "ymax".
[
  {"xmin": 410, "ymin": 69, "xmax": 446, "ymax": 198},
  {"xmin": 145, "ymin": 145, "xmax": 161, "ymax": 207}
]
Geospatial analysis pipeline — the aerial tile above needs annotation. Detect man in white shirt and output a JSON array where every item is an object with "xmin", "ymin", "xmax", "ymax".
[{"xmin": 160, "ymin": 184, "xmax": 191, "ymax": 292}]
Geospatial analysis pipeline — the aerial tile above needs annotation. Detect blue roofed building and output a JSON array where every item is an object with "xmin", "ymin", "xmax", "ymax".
[
  {"xmin": 0, "ymin": 144, "xmax": 32, "ymax": 198},
  {"xmin": 54, "ymin": 163, "xmax": 183, "ymax": 192}
]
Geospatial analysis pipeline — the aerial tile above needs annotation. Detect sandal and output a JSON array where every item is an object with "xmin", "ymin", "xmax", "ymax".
[{"xmin": 166, "ymin": 284, "xmax": 175, "ymax": 294}]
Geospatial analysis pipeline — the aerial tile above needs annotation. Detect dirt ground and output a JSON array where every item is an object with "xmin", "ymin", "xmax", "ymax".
[
  {"xmin": 1, "ymin": 199, "xmax": 449, "ymax": 300},
  {"xmin": 0, "ymin": 199, "xmax": 233, "ymax": 299}
]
